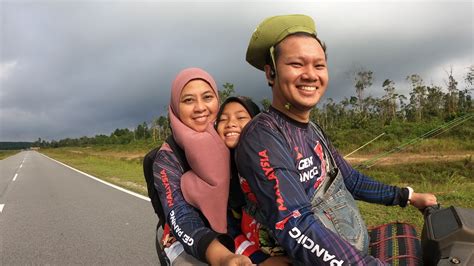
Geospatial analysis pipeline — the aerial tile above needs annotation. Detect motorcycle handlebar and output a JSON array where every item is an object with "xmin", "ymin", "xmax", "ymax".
[{"xmin": 422, "ymin": 203, "xmax": 441, "ymax": 218}]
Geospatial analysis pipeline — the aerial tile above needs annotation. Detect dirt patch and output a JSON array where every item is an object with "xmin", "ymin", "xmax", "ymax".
[
  {"xmin": 109, "ymin": 177, "xmax": 147, "ymax": 194},
  {"xmin": 84, "ymin": 151, "xmax": 144, "ymax": 160},
  {"xmin": 346, "ymin": 152, "xmax": 472, "ymax": 166},
  {"xmin": 116, "ymin": 153, "xmax": 144, "ymax": 160}
]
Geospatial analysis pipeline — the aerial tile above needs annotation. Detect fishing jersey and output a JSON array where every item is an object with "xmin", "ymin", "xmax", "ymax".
[
  {"xmin": 153, "ymin": 143, "xmax": 234, "ymax": 262},
  {"xmin": 235, "ymin": 107, "xmax": 406, "ymax": 265}
]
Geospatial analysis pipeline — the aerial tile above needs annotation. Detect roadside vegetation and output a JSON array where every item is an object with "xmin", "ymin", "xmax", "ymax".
[
  {"xmin": 357, "ymin": 156, "xmax": 473, "ymax": 232},
  {"xmin": 41, "ymin": 145, "xmax": 152, "ymax": 196},
  {"xmin": 0, "ymin": 150, "xmax": 20, "ymax": 160}
]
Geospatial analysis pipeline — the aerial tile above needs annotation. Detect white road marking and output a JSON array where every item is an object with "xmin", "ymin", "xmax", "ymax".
[
  {"xmin": 38, "ymin": 153, "xmax": 150, "ymax": 202},
  {"xmin": 19, "ymin": 164, "xmax": 23, "ymax": 168},
  {"xmin": 13, "ymin": 173, "xmax": 18, "ymax": 181},
  {"xmin": 0, "ymin": 204, "xmax": 4, "ymax": 213}
]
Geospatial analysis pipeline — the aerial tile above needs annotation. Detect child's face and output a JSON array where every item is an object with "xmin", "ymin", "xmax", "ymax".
[{"xmin": 216, "ymin": 102, "xmax": 252, "ymax": 149}]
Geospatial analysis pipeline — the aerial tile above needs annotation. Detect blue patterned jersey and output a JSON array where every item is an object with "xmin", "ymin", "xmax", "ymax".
[
  {"xmin": 235, "ymin": 107, "xmax": 405, "ymax": 265},
  {"xmin": 153, "ymin": 143, "xmax": 233, "ymax": 262}
]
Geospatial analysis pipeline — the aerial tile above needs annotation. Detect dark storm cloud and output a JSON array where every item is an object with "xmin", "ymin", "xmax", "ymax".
[
  {"xmin": 0, "ymin": 0, "xmax": 472, "ymax": 141},
  {"xmin": 322, "ymin": 2, "xmax": 472, "ymax": 98}
]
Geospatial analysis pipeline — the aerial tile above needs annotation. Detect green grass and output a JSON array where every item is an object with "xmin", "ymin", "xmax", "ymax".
[
  {"xmin": 358, "ymin": 157, "xmax": 473, "ymax": 233},
  {"xmin": 40, "ymin": 146, "xmax": 473, "ymax": 235},
  {"xmin": 41, "ymin": 147, "xmax": 148, "ymax": 195},
  {"xmin": 0, "ymin": 150, "xmax": 20, "ymax": 160},
  {"xmin": 90, "ymin": 139, "xmax": 162, "ymax": 153},
  {"xmin": 335, "ymin": 135, "xmax": 473, "ymax": 155},
  {"xmin": 330, "ymin": 118, "xmax": 473, "ymax": 155}
]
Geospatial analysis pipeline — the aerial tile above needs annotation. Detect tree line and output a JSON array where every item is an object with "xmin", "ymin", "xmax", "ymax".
[
  {"xmin": 312, "ymin": 66, "xmax": 472, "ymax": 131},
  {"xmin": 34, "ymin": 66, "xmax": 473, "ymax": 149}
]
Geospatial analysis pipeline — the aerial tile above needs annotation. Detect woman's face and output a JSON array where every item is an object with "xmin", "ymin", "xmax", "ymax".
[
  {"xmin": 178, "ymin": 79, "xmax": 219, "ymax": 132},
  {"xmin": 217, "ymin": 102, "xmax": 252, "ymax": 149}
]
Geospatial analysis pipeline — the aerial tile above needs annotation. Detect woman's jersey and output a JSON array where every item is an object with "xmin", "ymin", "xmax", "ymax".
[
  {"xmin": 153, "ymin": 143, "xmax": 233, "ymax": 262},
  {"xmin": 235, "ymin": 107, "xmax": 405, "ymax": 265}
]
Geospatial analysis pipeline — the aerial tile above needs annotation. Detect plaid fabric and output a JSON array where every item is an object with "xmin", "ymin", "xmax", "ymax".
[{"xmin": 368, "ymin": 222, "xmax": 422, "ymax": 266}]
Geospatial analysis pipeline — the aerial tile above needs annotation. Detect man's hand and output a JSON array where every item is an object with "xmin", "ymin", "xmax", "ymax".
[{"xmin": 410, "ymin": 192, "xmax": 437, "ymax": 210}]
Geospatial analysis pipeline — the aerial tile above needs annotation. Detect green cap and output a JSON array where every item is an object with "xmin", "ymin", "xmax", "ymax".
[{"xmin": 246, "ymin": 14, "xmax": 316, "ymax": 71}]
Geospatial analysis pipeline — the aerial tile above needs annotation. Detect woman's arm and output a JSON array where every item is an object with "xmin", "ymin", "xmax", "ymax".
[{"xmin": 154, "ymin": 149, "xmax": 238, "ymax": 262}]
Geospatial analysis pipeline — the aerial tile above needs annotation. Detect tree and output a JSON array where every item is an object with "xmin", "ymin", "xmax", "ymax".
[
  {"xmin": 135, "ymin": 122, "xmax": 150, "ymax": 140},
  {"xmin": 33, "ymin": 137, "xmax": 42, "ymax": 147},
  {"xmin": 151, "ymin": 118, "xmax": 157, "ymax": 142},
  {"xmin": 464, "ymin": 65, "xmax": 474, "ymax": 88},
  {"xmin": 406, "ymin": 74, "xmax": 426, "ymax": 121},
  {"xmin": 95, "ymin": 134, "xmax": 110, "ymax": 145},
  {"xmin": 260, "ymin": 98, "xmax": 271, "ymax": 111},
  {"xmin": 381, "ymin": 79, "xmax": 398, "ymax": 122},
  {"xmin": 444, "ymin": 68, "xmax": 459, "ymax": 117},
  {"xmin": 157, "ymin": 116, "xmax": 170, "ymax": 140},
  {"xmin": 397, "ymin": 94, "xmax": 408, "ymax": 120},
  {"xmin": 353, "ymin": 69, "xmax": 374, "ymax": 116},
  {"xmin": 111, "ymin": 128, "xmax": 133, "ymax": 144},
  {"xmin": 425, "ymin": 85, "xmax": 444, "ymax": 118},
  {"xmin": 458, "ymin": 89, "xmax": 472, "ymax": 114},
  {"xmin": 219, "ymin": 82, "xmax": 235, "ymax": 102},
  {"xmin": 321, "ymin": 98, "xmax": 337, "ymax": 129}
]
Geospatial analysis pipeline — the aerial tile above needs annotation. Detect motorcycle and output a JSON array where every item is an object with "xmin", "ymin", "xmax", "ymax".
[{"xmin": 421, "ymin": 204, "xmax": 474, "ymax": 265}]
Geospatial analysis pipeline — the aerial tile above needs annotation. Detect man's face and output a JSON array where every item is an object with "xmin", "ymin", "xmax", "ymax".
[{"xmin": 269, "ymin": 34, "xmax": 329, "ymax": 119}]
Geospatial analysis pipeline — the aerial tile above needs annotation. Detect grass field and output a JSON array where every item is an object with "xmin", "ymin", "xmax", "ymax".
[
  {"xmin": 41, "ymin": 147, "xmax": 148, "ymax": 195},
  {"xmin": 40, "ymin": 142, "xmax": 473, "ymax": 234},
  {"xmin": 0, "ymin": 150, "xmax": 20, "ymax": 160},
  {"xmin": 357, "ymin": 157, "xmax": 473, "ymax": 232}
]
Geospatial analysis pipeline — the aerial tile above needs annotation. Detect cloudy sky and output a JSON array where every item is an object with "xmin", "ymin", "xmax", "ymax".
[{"xmin": 1, "ymin": 0, "xmax": 472, "ymax": 141}]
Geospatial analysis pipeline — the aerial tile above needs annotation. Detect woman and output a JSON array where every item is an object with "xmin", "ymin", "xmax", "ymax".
[
  {"xmin": 153, "ymin": 68, "xmax": 251, "ymax": 266},
  {"xmin": 216, "ymin": 97, "xmax": 291, "ymax": 266}
]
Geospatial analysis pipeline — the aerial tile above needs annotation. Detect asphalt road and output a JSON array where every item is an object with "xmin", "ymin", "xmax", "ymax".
[{"xmin": 0, "ymin": 151, "xmax": 159, "ymax": 265}]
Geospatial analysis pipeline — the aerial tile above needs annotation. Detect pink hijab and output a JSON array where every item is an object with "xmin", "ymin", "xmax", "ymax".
[{"xmin": 167, "ymin": 68, "xmax": 230, "ymax": 233}]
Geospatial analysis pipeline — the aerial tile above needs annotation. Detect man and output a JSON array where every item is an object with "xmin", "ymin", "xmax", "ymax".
[{"xmin": 235, "ymin": 14, "xmax": 437, "ymax": 265}]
